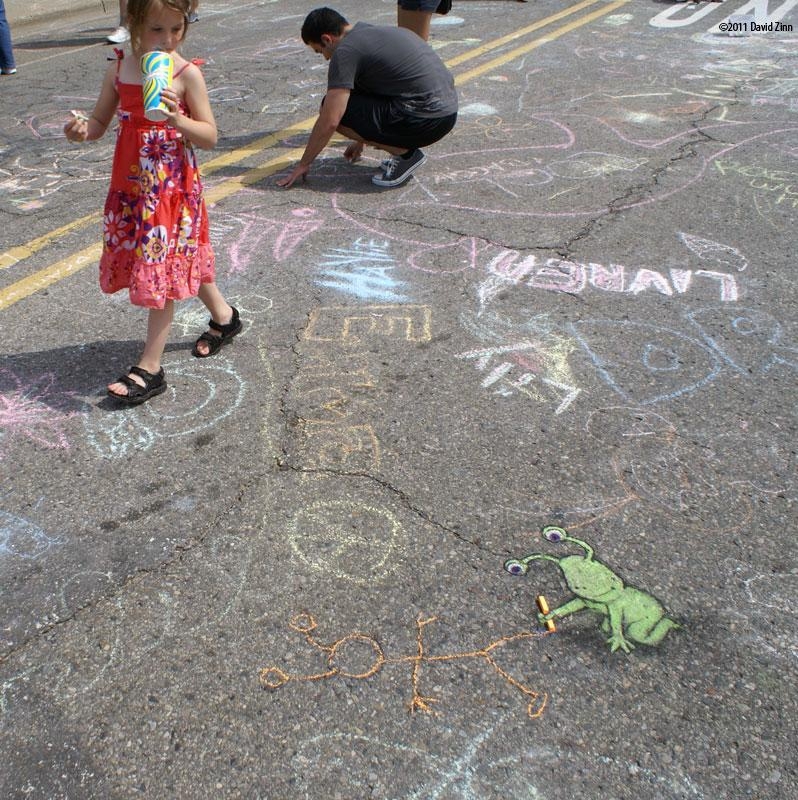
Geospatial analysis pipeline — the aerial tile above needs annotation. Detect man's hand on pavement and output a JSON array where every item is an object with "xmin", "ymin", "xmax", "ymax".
[
  {"xmin": 344, "ymin": 142, "xmax": 364, "ymax": 163},
  {"xmin": 277, "ymin": 163, "xmax": 310, "ymax": 188}
]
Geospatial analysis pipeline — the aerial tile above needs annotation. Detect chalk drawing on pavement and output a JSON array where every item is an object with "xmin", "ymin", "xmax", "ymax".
[
  {"xmin": 316, "ymin": 238, "xmax": 410, "ymax": 303},
  {"xmin": 210, "ymin": 204, "xmax": 323, "ymax": 275},
  {"xmin": 304, "ymin": 305, "xmax": 432, "ymax": 344},
  {"xmin": 506, "ymin": 526, "xmax": 680, "ymax": 654},
  {"xmin": 287, "ymin": 501, "xmax": 404, "ymax": 585},
  {"xmin": 724, "ymin": 559, "xmax": 798, "ymax": 665},
  {"xmin": 85, "ymin": 356, "xmax": 246, "ymax": 458},
  {"xmin": 260, "ymin": 612, "xmax": 549, "ymax": 719},
  {"xmin": 0, "ymin": 509, "xmax": 62, "ymax": 561},
  {"xmin": 292, "ymin": 730, "xmax": 706, "ymax": 799},
  {"xmin": 678, "ymin": 232, "xmax": 749, "ymax": 271},
  {"xmin": 0, "ymin": 371, "xmax": 78, "ymax": 459}
]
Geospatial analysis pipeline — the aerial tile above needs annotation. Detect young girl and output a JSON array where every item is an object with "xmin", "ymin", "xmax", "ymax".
[{"xmin": 64, "ymin": 0, "xmax": 241, "ymax": 405}]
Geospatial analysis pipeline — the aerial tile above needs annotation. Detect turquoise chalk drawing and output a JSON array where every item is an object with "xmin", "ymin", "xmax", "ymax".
[
  {"xmin": 505, "ymin": 526, "xmax": 681, "ymax": 653},
  {"xmin": 316, "ymin": 238, "xmax": 410, "ymax": 303}
]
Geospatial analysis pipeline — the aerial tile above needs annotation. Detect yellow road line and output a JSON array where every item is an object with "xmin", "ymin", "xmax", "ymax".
[
  {"xmin": 0, "ymin": 244, "xmax": 102, "ymax": 311},
  {"xmin": 444, "ymin": 0, "xmax": 603, "ymax": 67},
  {"xmin": 205, "ymin": 149, "xmax": 305, "ymax": 203},
  {"xmin": 455, "ymin": 0, "xmax": 632, "ymax": 85},
  {"xmin": 0, "ymin": 0, "xmax": 631, "ymax": 310},
  {"xmin": 0, "ymin": 211, "xmax": 100, "ymax": 271}
]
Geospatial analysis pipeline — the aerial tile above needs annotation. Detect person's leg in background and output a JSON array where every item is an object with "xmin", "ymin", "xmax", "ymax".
[
  {"xmin": 107, "ymin": 0, "xmax": 130, "ymax": 44},
  {"xmin": 0, "ymin": 0, "xmax": 17, "ymax": 74},
  {"xmin": 397, "ymin": 0, "xmax": 437, "ymax": 41}
]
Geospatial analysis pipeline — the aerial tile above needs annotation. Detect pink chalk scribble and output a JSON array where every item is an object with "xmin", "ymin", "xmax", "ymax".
[
  {"xmin": 0, "ymin": 371, "xmax": 77, "ymax": 458},
  {"xmin": 224, "ymin": 206, "xmax": 323, "ymax": 275}
]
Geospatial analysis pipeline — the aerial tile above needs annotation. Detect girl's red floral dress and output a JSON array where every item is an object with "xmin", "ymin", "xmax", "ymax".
[{"xmin": 99, "ymin": 56, "xmax": 215, "ymax": 309}]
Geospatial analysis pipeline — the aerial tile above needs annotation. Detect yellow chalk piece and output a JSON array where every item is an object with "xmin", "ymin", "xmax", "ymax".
[{"xmin": 537, "ymin": 595, "xmax": 556, "ymax": 632}]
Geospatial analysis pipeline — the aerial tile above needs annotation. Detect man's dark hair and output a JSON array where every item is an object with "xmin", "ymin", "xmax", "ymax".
[{"xmin": 301, "ymin": 7, "xmax": 348, "ymax": 44}]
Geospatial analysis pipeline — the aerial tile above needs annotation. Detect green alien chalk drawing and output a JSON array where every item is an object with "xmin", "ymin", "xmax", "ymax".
[{"xmin": 505, "ymin": 526, "xmax": 681, "ymax": 653}]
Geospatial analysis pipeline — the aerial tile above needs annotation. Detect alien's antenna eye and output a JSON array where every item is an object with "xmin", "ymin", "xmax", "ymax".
[
  {"xmin": 504, "ymin": 559, "xmax": 528, "ymax": 576},
  {"xmin": 543, "ymin": 526, "xmax": 565, "ymax": 543}
]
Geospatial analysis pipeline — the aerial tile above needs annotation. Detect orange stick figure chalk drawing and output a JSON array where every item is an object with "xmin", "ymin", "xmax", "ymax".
[{"xmin": 259, "ymin": 612, "xmax": 551, "ymax": 720}]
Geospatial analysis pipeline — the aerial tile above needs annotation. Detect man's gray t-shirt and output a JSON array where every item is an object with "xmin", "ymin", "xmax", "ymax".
[{"xmin": 327, "ymin": 22, "xmax": 458, "ymax": 119}]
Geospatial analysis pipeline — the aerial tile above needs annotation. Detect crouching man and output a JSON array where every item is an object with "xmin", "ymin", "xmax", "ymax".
[{"xmin": 278, "ymin": 6, "xmax": 458, "ymax": 189}]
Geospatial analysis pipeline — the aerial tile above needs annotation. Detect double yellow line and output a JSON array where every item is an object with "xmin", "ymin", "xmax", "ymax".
[{"xmin": 0, "ymin": 0, "xmax": 629, "ymax": 311}]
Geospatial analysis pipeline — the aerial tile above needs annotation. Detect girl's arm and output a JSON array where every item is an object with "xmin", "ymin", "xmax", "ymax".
[
  {"xmin": 63, "ymin": 62, "xmax": 119, "ymax": 142},
  {"xmin": 163, "ymin": 64, "xmax": 218, "ymax": 150}
]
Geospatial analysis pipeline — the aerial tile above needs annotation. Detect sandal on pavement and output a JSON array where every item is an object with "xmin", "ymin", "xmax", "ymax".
[
  {"xmin": 108, "ymin": 366, "xmax": 167, "ymax": 405},
  {"xmin": 192, "ymin": 306, "xmax": 242, "ymax": 358}
]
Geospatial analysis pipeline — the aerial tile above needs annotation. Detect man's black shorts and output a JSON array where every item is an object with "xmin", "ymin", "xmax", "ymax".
[{"xmin": 339, "ymin": 93, "xmax": 457, "ymax": 150}]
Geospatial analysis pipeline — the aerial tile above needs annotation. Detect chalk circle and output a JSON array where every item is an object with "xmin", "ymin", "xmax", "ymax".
[
  {"xmin": 289, "ymin": 612, "xmax": 317, "ymax": 634},
  {"xmin": 133, "ymin": 359, "xmax": 245, "ymax": 426},
  {"xmin": 85, "ymin": 358, "xmax": 246, "ymax": 457},
  {"xmin": 288, "ymin": 500, "xmax": 405, "ymax": 585},
  {"xmin": 327, "ymin": 633, "xmax": 386, "ymax": 679},
  {"xmin": 431, "ymin": 15, "xmax": 464, "ymax": 26},
  {"xmin": 259, "ymin": 666, "xmax": 290, "ymax": 689},
  {"xmin": 27, "ymin": 111, "xmax": 84, "ymax": 139},
  {"xmin": 208, "ymin": 86, "xmax": 254, "ymax": 103}
]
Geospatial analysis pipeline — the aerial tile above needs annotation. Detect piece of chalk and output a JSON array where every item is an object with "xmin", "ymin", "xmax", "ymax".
[
  {"xmin": 70, "ymin": 110, "xmax": 89, "ymax": 122},
  {"xmin": 536, "ymin": 595, "xmax": 556, "ymax": 632}
]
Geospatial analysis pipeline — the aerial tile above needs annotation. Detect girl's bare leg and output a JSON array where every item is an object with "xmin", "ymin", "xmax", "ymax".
[
  {"xmin": 194, "ymin": 282, "xmax": 235, "ymax": 356},
  {"xmin": 108, "ymin": 301, "xmax": 173, "ymax": 396},
  {"xmin": 397, "ymin": 9, "xmax": 433, "ymax": 41}
]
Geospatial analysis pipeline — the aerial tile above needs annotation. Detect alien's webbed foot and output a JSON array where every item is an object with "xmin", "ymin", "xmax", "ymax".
[{"xmin": 607, "ymin": 634, "xmax": 634, "ymax": 654}]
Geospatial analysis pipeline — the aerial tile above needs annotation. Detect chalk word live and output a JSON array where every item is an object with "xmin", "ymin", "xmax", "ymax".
[
  {"xmin": 481, "ymin": 251, "xmax": 739, "ymax": 303},
  {"xmin": 649, "ymin": 0, "xmax": 798, "ymax": 31}
]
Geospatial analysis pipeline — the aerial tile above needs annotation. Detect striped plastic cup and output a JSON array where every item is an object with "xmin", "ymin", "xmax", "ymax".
[{"xmin": 140, "ymin": 51, "xmax": 174, "ymax": 121}]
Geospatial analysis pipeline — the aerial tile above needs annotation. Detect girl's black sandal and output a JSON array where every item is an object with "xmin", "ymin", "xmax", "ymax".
[
  {"xmin": 108, "ymin": 366, "xmax": 167, "ymax": 405},
  {"xmin": 192, "ymin": 306, "xmax": 242, "ymax": 358}
]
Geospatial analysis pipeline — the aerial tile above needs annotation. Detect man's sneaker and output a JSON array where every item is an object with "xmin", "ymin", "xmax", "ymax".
[
  {"xmin": 372, "ymin": 149, "xmax": 427, "ymax": 187},
  {"xmin": 1, "ymin": 67, "xmax": 17, "ymax": 75},
  {"xmin": 107, "ymin": 26, "xmax": 130, "ymax": 44}
]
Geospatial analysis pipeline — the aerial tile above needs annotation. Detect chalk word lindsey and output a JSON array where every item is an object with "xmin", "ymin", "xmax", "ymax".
[{"xmin": 482, "ymin": 251, "xmax": 739, "ymax": 303}]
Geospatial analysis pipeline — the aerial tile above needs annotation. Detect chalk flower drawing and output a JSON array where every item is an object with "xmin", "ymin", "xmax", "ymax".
[{"xmin": 0, "ymin": 371, "xmax": 76, "ymax": 458}]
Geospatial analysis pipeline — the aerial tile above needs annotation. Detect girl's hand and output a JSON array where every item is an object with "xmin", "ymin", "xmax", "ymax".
[
  {"xmin": 159, "ymin": 87, "xmax": 183, "ymax": 123},
  {"xmin": 64, "ymin": 112, "xmax": 89, "ymax": 142}
]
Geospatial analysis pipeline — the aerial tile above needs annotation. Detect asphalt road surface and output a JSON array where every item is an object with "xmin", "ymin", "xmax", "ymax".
[{"xmin": 1, "ymin": 1, "xmax": 797, "ymax": 798}]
